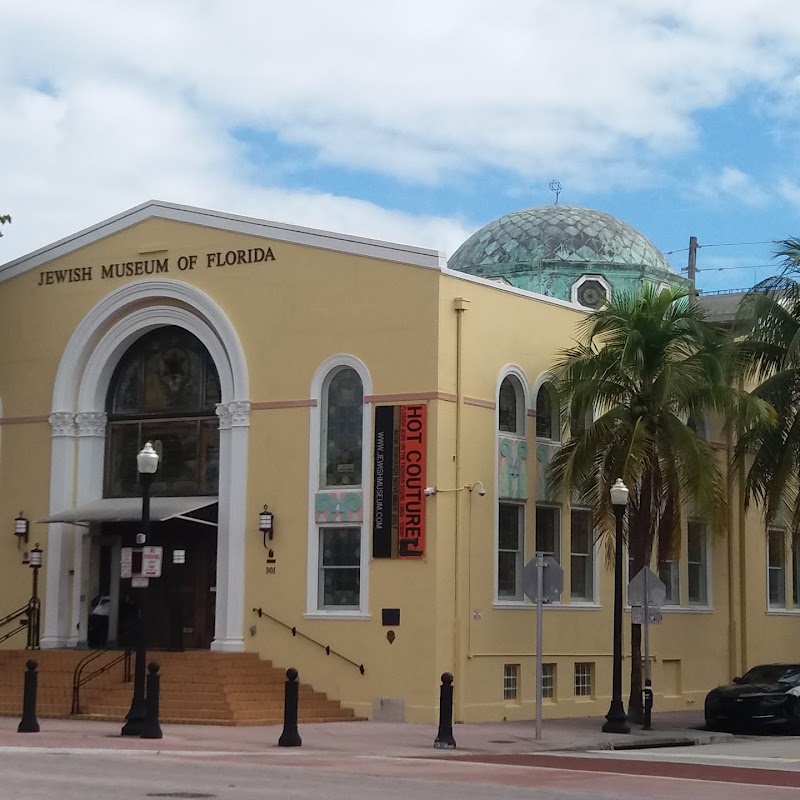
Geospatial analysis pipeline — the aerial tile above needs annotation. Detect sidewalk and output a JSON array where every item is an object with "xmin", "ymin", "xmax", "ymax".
[{"xmin": 0, "ymin": 710, "xmax": 733, "ymax": 757}]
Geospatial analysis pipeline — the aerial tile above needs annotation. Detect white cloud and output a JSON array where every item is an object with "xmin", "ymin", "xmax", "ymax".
[
  {"xmin": 3, "ymin": 0, "xmax": 800, "ymax": 260},
  {"xmin": 699, "ymin": 167, "xmax": 769, "ymax": 207}
]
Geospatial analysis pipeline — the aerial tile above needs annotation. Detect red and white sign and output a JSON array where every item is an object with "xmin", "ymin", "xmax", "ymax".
[
  {"xmin": 120, "ymin": 545, "xmax": 163, "ymax": 579},
  {"xmin": 397, "ymin": 404, "xmax": 426, "ymax": 559}
]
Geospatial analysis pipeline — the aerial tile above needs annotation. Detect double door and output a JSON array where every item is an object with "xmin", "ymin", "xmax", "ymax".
[{"xmin": 95, "ymin": 518, "xmax": 217, "ymax": 650}]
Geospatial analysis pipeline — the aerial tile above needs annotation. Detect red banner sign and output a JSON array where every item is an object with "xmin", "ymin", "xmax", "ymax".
[{"xmin": 397, "ymin": 404, "xmax": 426, "ymax": 558}]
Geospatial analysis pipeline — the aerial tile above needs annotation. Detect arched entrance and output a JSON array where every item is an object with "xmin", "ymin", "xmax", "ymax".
[
  {"xmin": 42, "ymin": 279, "xmax": 250, "ymax": 652},
  {"xmin": 91, "ymin": 327, "xmax": 221, "ymax": 649}
]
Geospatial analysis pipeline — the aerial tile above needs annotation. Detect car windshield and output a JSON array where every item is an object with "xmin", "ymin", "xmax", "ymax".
[{"xmin": 740, "ymin": 665, "xmax": 800, "ymax": 686}]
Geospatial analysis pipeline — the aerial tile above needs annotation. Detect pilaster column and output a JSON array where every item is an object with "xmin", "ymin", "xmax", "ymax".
[
  {"xmin": 41, "ymin": 412, "xmax": 77, "ymax": 648},
  {"xmin": 69, "ymin": 411, "xmax": 107, "ymax": 645},
  {"xmin": 211, "ymin": 400, "xmax": 250, "ymax": 652}
]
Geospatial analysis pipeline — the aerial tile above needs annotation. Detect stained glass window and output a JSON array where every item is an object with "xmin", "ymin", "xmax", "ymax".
[
  {"xmin": 104, "ymin": 327, "xmax": 221, "ymax": 497},
  {"xmin": 322, "ymin": 367, "xmax": 363, "ymax": 488},
  {"xmin": 499, "ymin": 377, "xmax": 522, "ymax": 434}
]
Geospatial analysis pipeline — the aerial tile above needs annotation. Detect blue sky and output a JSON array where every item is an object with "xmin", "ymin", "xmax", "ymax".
[{"xmin": 2, "ymin": 0, "xmax": 800, "ymax": 295}]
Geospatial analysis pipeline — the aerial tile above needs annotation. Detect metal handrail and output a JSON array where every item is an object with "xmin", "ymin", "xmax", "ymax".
[
  {"xmin": 71, "ymin": 648, "xmax": 133, "ymax": 715},
  {"xmin": 253, "ymin": 607, "xmax": 365, "ymax": 675},
  {"xmin": 0, "ymin": 604, "xmax": 29, "ymax": 646}
]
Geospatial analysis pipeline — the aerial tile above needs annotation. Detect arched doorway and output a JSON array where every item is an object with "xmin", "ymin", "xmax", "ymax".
[
  {"xmin": 92, "ymin": 326, "xmax": 221, "ymax": 650},
  {"xmin": 43, "ymin": 279, "xmax": 250, "ymax": 653}
]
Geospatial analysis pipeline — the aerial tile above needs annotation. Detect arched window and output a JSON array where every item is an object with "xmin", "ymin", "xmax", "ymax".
[
  {"xmin": 536, "ymin": 383, "xmax": 559, "ymax": 440},
  {"xmin": 687, "ymin": 414, "xmax": 708, "ymax": 440},
  {"xmin": 104, "ymin": 326, "xmax": 221, "ymax": 497},
  {"xmin": 499, "ymin": 376, "xmax": 524, "ymax": 435},
  {"xmin": 321, "ymin": 367, "xmax": 363, "ymax": 487}
]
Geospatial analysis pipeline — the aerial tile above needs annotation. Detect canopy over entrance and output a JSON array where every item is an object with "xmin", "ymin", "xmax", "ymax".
[{"xmin": 37, "ymin": 496, "xmax": 218, "ymax": 527}]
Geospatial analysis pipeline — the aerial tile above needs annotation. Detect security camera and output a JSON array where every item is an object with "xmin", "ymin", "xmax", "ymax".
[
  {"xmin": 423, "ymin": 487, "xmax": 438, "ymax": 496},
  {"xmin": 477, "ymin": 485, "xmax": 486, "ymax": 497}
]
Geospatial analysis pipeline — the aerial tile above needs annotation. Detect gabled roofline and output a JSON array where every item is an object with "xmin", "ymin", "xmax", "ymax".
[{"xmin": 0, "ymin": 200, "xmax": 446, "ymax": 282}]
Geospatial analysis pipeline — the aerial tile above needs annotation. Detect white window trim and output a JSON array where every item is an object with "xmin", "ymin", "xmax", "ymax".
[
  {"xmin": 493, "ymin": 365, "xmax": 532, "ymax": 604},
  {"xmin": 569, "ymin": 508, "xmax": 599, "ymax": 605},
  {"xmin": 531, "ymin": 372, "xmax": 560, "ymax": 443},
  {"xmin": 687, "ymin": 520, "xmax": 713, "ymax": 609},
  {"xmin": 497, "ymin": 501, "xmax": 526, "ymax": 603},
  {"xmin": 571, "ymin": 273, "xmax": 613, "ymax": 308},
  {"xmin": 307, "ymin": 355, "xmax": 372, "ymax": 617},
  {"xmin": 766, "ymin": 527, "xmax": 788, "ymax": 611}
]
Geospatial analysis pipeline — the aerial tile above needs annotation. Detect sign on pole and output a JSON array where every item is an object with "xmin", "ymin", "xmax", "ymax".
[
  {"xmin": 522, "ymin": 554, "xmax": 563, "ymax": 741},
  {"xmin": 522, "ymin": 555, "xmax": 564, "ymax": 604},
  {"xmin": 627, "ymin": 567, "xmax": 666, "ymax": 608}
]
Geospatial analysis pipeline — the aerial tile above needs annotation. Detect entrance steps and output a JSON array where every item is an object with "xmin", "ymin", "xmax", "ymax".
[{"xmin": 0, "ymin": 649, "xmax": 361, "ymax": 725}]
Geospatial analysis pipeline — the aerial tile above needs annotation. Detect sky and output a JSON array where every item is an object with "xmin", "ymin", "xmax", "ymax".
[{"xmin": 3, "ymin": 0, "xmax": 800, "ymax": 294}]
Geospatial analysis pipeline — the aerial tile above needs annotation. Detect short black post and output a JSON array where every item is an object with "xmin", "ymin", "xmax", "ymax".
[
  {"xmin": 278, "ymin": 668, "xmax": 302, "ymax": 747},
  {"xmin": 434, "ymin": 672, "xmax": 456, "ymax": 749},
  {"xmin": 17, "ymin": 659, "xmax": 40, "ymax": 733},
  {"xmin": 140, "ymin": 662, "xmax": 163, "ymax": 740},
  {"xmin": 642, "ymin": 678, "xmax": 654, "ymax": 731}
]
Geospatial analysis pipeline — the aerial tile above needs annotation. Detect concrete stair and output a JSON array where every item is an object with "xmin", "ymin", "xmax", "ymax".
[{"xmin": 0, "ymin": 649, "xmax": 360, "ymax": 725}]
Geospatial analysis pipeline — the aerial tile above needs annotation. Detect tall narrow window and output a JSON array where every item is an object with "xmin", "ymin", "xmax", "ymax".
[
  {"xmin": 498, "ymin": 504, "xmax": 524, "ymax": 600},
  {"xmin": 570, "ymin": 509, "xmax": 594, "ymax": 601},
  {"xmin": 321, "ymin": 367, "xmax": 363, "ymax": 487},
  {"xmin": 499, "ymin": 376, "xmax": 523, "ymax": 434},
  {"xmin": 794, "ymin": 532, "xmax": 800, "ymax": 608},
  {"xmin": 658, "ymin": 559, "xmax": 680, "ymax": 605},
  {"xmin": 535, "ymin": 383, "xmax": 558, "ymax": 440},
  {"xmin": 768, "ymin": 528, "xmax": 787, "ymax": 609},
  {"xmin": 536, "ymin": 506, "xmax": 560, "ymax": 563},
  {"xmin": 319, "ymin": 527, "xmax": 361, "ymax": 609},
  {"xmin": 687, "ymin": 521, "xmax": 708, "ymax": 606}
]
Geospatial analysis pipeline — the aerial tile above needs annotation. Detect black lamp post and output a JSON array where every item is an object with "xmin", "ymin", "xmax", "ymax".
[
  {"xmin": 26, "ymin": 544, "xmax": 43, "ymax": 650},
  {"xmin": 121, "ymin": 442, "xmax": 159, "ymax": 737},
  {"xmin": 602, "ymin": 477, "xmax": 631, "ymax": 734}
]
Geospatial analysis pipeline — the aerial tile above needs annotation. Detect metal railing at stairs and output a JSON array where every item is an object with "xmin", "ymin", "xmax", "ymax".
[
  {"xmin": 0, "ymin": 601, "xmax": 35, "ymax": 647},
  {"xmin": 71, "ymin": 648, "xmax": 133, "ymax": 715},
  {"xmin": 253, "ymin": 607, "xmax": 365, "ymax": 675}
]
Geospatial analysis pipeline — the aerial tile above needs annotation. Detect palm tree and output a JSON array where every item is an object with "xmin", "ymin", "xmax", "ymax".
[
  {"xmin": 736, "ymin": 238, "xmax": 800, "ymax": 532},
  {"xmin": 548, "ymin": 284, "xmax": 733, "ymax": 722}
]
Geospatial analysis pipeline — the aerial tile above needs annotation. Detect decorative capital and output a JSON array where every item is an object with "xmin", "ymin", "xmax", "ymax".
[
  {"xmin": 75, "ymin": 411, "xmax": 107, "ymax": 437},
  {"xmin": 216, "ymin": 400, "xmax": 251, "ymax": 430},
  {"xmin": 216, "ymin": 402, "xmax": 232, "ymax": 430},
  {"xmin": 228, "ymin": 400, "xmax": 251, "ymax": 428},
  {"xmin": 48, "ymin": 412, "xmax": 76, "ymax": 437}
]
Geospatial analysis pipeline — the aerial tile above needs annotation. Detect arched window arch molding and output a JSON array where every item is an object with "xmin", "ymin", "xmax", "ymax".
[
  {"xmin": 306, "ymin": 354, "xmax": 373, "ymax": 618},
  {"xmin": 43, "ymin": 279, "xmax": 250, "ymax": 653},
  {"xmin": 687, "ymin": 413, "xmax": 710, "ymax": 441},
  {"xmin": 494, "ymin": 365, "xmax": 532, "ymax": 605},
  {"xmin": 531, "ymin": 372, "xmax": 560, "ymax": 442}
]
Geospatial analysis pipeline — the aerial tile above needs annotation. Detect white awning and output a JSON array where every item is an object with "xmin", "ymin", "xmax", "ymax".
[{"xmin": 37, "ymin": 496, "xmax": 218, "ymax": 527}]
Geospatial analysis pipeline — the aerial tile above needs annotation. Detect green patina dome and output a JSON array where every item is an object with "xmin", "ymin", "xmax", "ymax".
[{"xmin": 449, "ymin": 205, "xmax": 682, "ymax": 306}]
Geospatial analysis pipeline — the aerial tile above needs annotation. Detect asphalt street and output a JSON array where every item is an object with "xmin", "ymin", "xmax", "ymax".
[{"xmin": 3, "ymin": 738, "xmax": 800, "ymax": 800}]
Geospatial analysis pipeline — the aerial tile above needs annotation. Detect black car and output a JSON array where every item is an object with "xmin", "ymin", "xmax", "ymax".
[{"xmin": 705, "ymin": 663, "xmax": 800, "ymax": 732}]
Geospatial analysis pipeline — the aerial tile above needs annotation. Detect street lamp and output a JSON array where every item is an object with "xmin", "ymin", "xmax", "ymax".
[
  {"xmin": 121, "ymin": 442, "xmax": 159, "ymax": 737},
  {"xmin": 26, "ymin": 544, "xmax": 43, "ymax": 650},
  {"xmin": 602, "ymin": 477, "xmax": 631, "ymax": 734}
]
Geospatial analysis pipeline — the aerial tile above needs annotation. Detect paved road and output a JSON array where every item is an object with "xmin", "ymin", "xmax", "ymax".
[{"xmin": 3, "ymin": 739, "xmax": 800, "ymax": 800}]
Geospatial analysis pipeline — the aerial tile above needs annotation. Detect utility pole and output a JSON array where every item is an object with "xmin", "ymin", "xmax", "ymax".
[{"xmin": 687, "ymin": 236, "xmax": 698, "ymax": 293}]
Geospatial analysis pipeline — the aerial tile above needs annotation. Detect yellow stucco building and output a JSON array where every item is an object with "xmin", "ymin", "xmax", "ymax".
[{"xmin": 0, "ymin": 201, "xmax": 794, "ymax": 723}]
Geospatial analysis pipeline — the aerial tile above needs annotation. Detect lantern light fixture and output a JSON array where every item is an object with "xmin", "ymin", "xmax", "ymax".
[
  {"xmin": 14, "ymin": 512, "xmax": 29, "ymax": 549},
  {"xmin": 259, "ymin": 505, "xmax": 274, "ymax": 547},
  {"xmin": 28, "ymin": 543, "xmax": 43, "ymax": 570}
]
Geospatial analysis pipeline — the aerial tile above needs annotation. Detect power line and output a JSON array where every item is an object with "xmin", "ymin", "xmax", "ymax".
[{"xmin": 663, "ymin": 240, "xmax": 776, "ymax": 256}]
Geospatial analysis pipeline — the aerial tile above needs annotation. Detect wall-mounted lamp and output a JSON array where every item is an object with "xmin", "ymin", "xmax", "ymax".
[
  {"xmin": 14, "ymin": 512, "xmax": 29, "ymax": 549},
  {"xmin": 259, "ymin": 505, "xmax": 274, "ymax": 548},
  {"xmin": 29, "ymin": 543, "xmax": 43, "ymax": 570}
]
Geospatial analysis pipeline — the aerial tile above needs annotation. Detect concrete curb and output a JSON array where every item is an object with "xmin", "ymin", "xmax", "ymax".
[{"xmin": 555, "ymin": 730, "xmax": 737, "ymax": 752}]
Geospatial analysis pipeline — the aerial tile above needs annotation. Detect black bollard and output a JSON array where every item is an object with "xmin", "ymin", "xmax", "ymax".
[
  {"xmin": 278, "ymin": 668, "xmax": 302, "ymax": 747},
  {"xmin": 140, "ymin": 662, "xmax": 163, "ymax": 740},
  {"xmin": 434, "ymin": 672, "xmax": 456, "ymax": 749},
  {"xmin": 642, "ymin": 678, "xmax": 654, "ymax": 731},
  {"xmin": 17, "ymin": 659, "xmax": 40, "ymax": 733}
]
